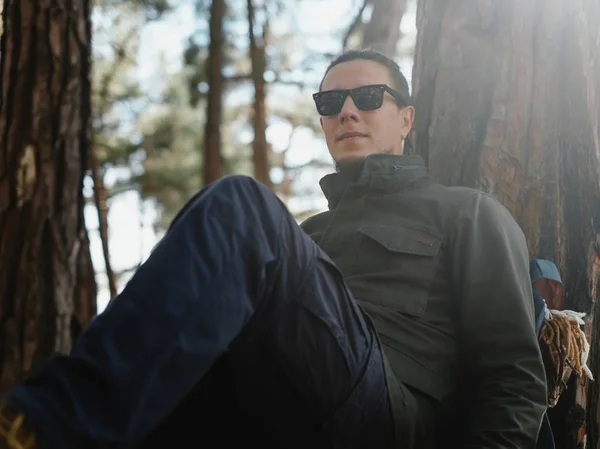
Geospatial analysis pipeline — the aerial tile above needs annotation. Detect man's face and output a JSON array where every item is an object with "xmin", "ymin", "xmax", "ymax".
[{"xmin": 319, "ymin": 59, "xmax": 415, "ymax": 165}]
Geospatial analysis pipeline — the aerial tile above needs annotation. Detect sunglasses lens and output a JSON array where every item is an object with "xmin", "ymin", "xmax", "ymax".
[
  {"xmin": 315, "ymin": 91, "xmax": 346, "ymax": 116},
  {"xmin": 352, "ymin": 86, "xmax": 384, "ymax": 111}
]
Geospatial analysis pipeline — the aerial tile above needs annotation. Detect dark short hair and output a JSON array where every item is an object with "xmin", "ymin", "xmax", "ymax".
[{"xmin": 319, "ymin": 49, "xmax": 412, "ymax": 105}]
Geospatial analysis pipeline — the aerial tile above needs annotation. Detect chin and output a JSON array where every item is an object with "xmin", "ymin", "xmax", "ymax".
[{"xmin": 334, "ymin": 144, "xmax": 368, "ymax": 158}]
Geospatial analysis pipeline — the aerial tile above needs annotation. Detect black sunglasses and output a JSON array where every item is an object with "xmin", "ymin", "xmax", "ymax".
[{"xmin": 312, "ymin": 84, "xmax": 408, "ymax": 116}]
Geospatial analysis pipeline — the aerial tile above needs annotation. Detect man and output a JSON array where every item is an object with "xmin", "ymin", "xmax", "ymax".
[{"xmin": 0, "ymin": 50, "xmax": 546, "ymax": 449}]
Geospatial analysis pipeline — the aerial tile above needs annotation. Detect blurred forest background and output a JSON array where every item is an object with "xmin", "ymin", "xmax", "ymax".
[{"xmin": 2, "ymin": 0, "xmax": 600, "ymax": 448}]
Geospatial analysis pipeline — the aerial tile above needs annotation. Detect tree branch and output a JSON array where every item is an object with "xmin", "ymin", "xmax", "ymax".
[{"xmin": 342, "ymin": 0, "xmax": 371, "ymax": 51}]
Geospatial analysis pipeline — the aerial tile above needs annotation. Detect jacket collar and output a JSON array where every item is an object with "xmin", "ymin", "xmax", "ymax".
[{"xmin": 319, "ymin": 154, "xmax": 429, "ymax": 210}]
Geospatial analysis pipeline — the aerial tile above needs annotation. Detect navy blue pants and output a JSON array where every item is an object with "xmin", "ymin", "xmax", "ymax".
[{"xmin": 6, "ymin": 176, "xmax": 395, "ymax": 449}]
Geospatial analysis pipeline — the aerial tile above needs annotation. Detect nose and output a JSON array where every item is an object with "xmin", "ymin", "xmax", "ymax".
[{"xmin": 338, "ymin": 95, "xmax": 360, "ymax": 124}]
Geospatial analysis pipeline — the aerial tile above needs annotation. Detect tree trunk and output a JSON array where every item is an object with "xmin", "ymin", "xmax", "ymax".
[
  {"xmin": 90, "ymin": 25, "xmax": 139, "ymax": 298},
  {"xmin": 362, "ymin": 0, "xmax": 407, "ymax": 57},
  {"xmin": 412, "ymin": 0, "xmax": 600, "ymax": 447},
  {"xmin": 90, "ymin": 145, "xmax": 117, "ymax": 298},
  {"xmin": 203, "ymin": 0, "xmax": 225, "ymax": 185},
  {"xmin": 0, "ymin": 0, "xmax": 94, "ymax": 396},
  {"xmin": 247, "ymin": 0, "xmax": 271, "ymax": 188}
]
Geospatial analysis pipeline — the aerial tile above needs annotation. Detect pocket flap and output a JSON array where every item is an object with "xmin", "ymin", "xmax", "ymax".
[{"xmin": 358, "ymin": 225, "xmax": 441, "ymax": 256}]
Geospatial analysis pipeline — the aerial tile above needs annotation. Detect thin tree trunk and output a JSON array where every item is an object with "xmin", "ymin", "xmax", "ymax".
[
  {"xmin": 247, "ymin": 0, "xmax": 270, "ymax": 187},
  {"xmin": 412, "ymin": 0, "xmax": 600, "ymax": 447},
  {"xmin": 362, "ymin": 0, "xmax": 407, "ymax": 57},
  {"xmin": 90, "ymin": 145, "xmax": 117, "ymax": 298},
  {"xmin": 203, "ymin": 0, "xmax": 225, "ymax": 185},
  {"xmin": 89, "ymin": 27, "xmax": 137, "ymax": 297},
  {"xmin": 0, "ymin": 0, "xmax": 94, "ymax": 396}
]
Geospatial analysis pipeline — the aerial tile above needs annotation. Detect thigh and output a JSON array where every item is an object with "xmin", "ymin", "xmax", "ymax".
[{"xmin": 140, "ymin": 355, "xmax": 288, "ymax": 449}]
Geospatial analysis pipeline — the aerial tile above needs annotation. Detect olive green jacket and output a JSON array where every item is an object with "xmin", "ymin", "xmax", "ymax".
[{"xmin": 301, "ymin": 154, "xmax": 547, "ymax": 449}]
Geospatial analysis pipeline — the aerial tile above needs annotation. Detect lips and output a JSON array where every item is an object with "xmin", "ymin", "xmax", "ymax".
[{"xmin": 337, "ymin": 132, "xmax": 368, "ymax": 141}]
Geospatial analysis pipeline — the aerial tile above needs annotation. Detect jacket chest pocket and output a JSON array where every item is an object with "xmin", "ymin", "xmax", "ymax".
[{"xmin": 351, "ymin": 224, "xmax": 441, "ymax": 317}]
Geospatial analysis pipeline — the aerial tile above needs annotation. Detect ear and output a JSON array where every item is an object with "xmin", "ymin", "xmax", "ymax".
[{"xmin": 400, "ymin": 105, "xmax": 415, "ymax": 138}]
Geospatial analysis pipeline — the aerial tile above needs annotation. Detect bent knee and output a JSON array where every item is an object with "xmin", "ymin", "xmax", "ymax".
[
  {"xmin": 216, "ymin": 174, "xmax": 261, "ymax": 190},
  {"xmin": 173, "ymin": 175, "xmax": 280, "ymax": 227},
  {"xmin": 210, "ymin": 175, "xmax": 274, "ymax": 202}
]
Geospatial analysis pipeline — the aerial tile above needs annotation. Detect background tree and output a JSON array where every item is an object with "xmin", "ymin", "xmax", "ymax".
[
  {"xmin": 342, "ymin": 0, "xmax": 408, "ymax": 57},
  {"xmin": 170, "ymin": 0, "xmax": 342, "ymax": 217},
  {"xmin": 203, "ymin": 0, "xmax": 226, "ymax": 184},
  {"xmin": 361, "ymin": 0, "xmax": 406, "ymax": 56},
  {"xmin": 247, "ymin": 0, "xmax": 270, "ymax": 187},
  {"xmin": 90, "ymin": 0, "xmax": 171, "ymax": 293},
  {"xmin": 0, "ymin": 0, "xmax": 95, "ymax": 397},
  {"xmin": 411, "ymin": 0, "xmax": 600, "ymax": 447}
]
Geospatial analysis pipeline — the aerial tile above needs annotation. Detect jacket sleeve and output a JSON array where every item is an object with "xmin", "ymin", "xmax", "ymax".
[{"xmin": 450, "ymin": 192, "xmax": 547, "ymax": 449}]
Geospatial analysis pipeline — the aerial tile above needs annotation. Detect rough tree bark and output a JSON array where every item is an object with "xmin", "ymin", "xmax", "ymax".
[
  {"xmin": 362, "ymin": 0, "xmax": 407, "ymax": 57},
  {"xmin": 203, "ymin": 0, "xmax": 225, "ymax": 185},
  {"xmin": 247, "ymin": 0, "xmax": 271, "ymax": 188},
  {"xmin": 411, "ymin": 0, "xmax": 600, "ymax": 447},
  {"xmin": 0, "ymin": 0, "xmax": 95, "ymax": 397}
]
